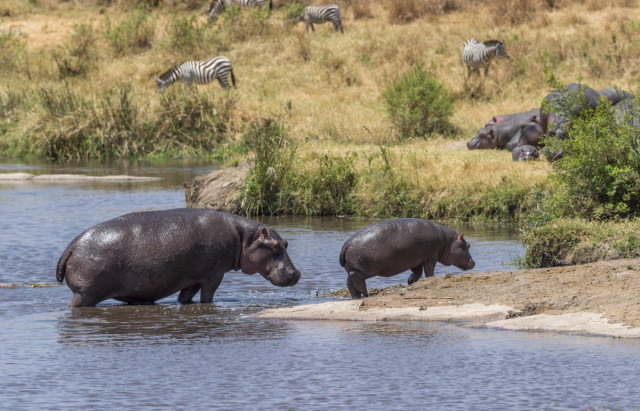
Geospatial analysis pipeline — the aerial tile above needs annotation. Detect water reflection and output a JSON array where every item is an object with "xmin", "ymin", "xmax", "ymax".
[{"xmin": 57, "ymin": 303, "xmax": 290, "ymax": 346}]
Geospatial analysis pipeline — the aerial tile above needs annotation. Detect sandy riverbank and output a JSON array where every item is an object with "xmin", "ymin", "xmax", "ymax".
[{"xmin": 256, "ymin": 258, "xmax": 640, "ymax": 338}]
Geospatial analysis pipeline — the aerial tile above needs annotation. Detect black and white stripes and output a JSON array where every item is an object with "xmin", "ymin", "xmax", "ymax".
[
  {"xmin": 156, "ymin": 57, "xmax": 236, "ymax": 90},
  {"xmin": 208, "ymin": 0, "xmax": 273, "ymax": 21},
  {"xmin": 299, "ymin": 4, "xmax": 344, "ymax": 33},
  {"xmin": 462, "ymin": 39, "xmax": 509, "ymax": 77}
]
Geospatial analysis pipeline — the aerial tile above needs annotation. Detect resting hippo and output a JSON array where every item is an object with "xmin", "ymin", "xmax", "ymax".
[
  {"xmin": 540, "ymin": 83, "xmax": 600, "ymax": 136},
  {"xmin": 512, "ymin": 145, "xmax": 539, "ymax": 161},
  {"xmin": 485, "ymin": 108, "xmax": 540, "ymax": 127},
  {"xmin": 506, "ymin": 121, "xmax": 544, "ymax": 151},
  {"xmin": 598, "ymin": 88, "xmax": 634, "ymax": 106},
  {"xmin": 56, "ymin": 208, "xmax": 301, "ymax": 307},
  {"xmin": 468, "ymin": 115, "xmax": 539, "ymax": 150},
  {"xmin": 339, "ymin": 219, "xmax": 475, "ymax": 298},
  {"xmin": 466, "ymin": 127, "xmax": 497, "ymax": 149}
]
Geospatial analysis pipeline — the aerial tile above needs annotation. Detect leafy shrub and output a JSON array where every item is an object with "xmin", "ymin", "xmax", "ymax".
[
  {"xmin": 383, "ymin": 65, "xmax": 454, "ymax": 140},
  {"xmin": 103, "ymin": 11, "xmax": 155, "ymax": 56},
  {"xmin": 53, "ymin": 23, "xmax": 99, "ymax": 78},
  {"xmin": 241, "ymin": 118, "xmax": 297, "ymax": 215},
  {"xmin": 540, "ymin": 99, "xmax": 640, "ymax": 221},
  {"xmin": 166, "ymin": 15, "xmax": 208, "ymax": 57}
]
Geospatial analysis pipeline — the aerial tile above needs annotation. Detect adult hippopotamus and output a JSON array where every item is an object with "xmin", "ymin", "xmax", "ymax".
[
  {"xmin": 339, "ymin": 219, "xmax": 475, "ymax": 298},
  {"xmin": 506, "ymin": 121, "xmax": 544, "ymax": 151},
  {"xmin": 485, "ymin": 108, "xmax": 540, "ymax": 127},
  {"xmin": 540, "ymin": 83, "xmax": 600, "ymax": 137},
  {"xmin": 598, "ymin": 88, "xmax": 634, "ymax": 106},
  {"xmin": 512, "ymin": 145, "xmax": 539, "ymax": 161},
  {"xmin": 467, "ymin": 115, "xmax": 539, "ymax": 150},
  {"xmin": 466, "ymin": 127, "xmax": 497, "ymax": 149},
  {"xmin": 56, "ymin": 208, "xmax": 301, "ymax": 307}
]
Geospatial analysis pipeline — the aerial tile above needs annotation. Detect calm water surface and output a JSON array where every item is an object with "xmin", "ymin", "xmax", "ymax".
[{"xmin": 1, "ymin": 160, "xmax": 639, "ymax": 409}]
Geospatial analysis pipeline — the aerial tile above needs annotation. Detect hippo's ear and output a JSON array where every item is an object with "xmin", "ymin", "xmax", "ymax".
[
  {"xmin": 257, "ymin": 227, "xmax": 269, "ymax": 241},
  {"xmin": 530, "ymin": 115, "xmax": 538, "ymax": 123},
  {"xmin": 283, "ymin": 239, "xmax": 289, "ymax": 249}
]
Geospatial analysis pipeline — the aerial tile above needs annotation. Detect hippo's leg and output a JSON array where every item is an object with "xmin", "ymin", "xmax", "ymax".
[
  {"xmin": 178, "ymin": 284, "xmax": 201, "ymax": 304},
  {"xmin": 348, "ymin": 270, "xmax": 368, "ymax": 298},
  {"xmin": 69, "ymin": 293, "xmax": 101, "ymax": 308},
  {"xmin": 407, "ymin": 266, "xmax": 423, "ymax": 285},
  {"xmin": 199, "ymin": 273, "xmax": 225, "ymax": 304},
  {"xmin": 346, "ymin": 277, "xmax": 362, "ymax": 298},
  {"xmin": 422, "ymin": 260, "xmax": 437, "ymax": 278}
]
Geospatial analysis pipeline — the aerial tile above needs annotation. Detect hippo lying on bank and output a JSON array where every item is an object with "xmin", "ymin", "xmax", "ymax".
[
  {"xmin": 467, "ymin": 114, "xmax": 541, "ymax": 151},
  {"xmin": 540, "ymin": 83, "xmax": 601, "ymax": 139},
  {"xmin": 512, "ymin": 145, "xmax": 539, "ymax": 161},
  {"xmin": 598, "ymin": 88, "xmax": 634, "ymax": 106},
  {"xmin": 485, "ymin": 108, "xmax": 539, "ymax": 127},
  {"xmin": 339, "ymin": 219, "xmax": 475, "ymax": 298},
  {"xmin": 56, "ymin": 208, "xmax": 301, "ymax": 307}
]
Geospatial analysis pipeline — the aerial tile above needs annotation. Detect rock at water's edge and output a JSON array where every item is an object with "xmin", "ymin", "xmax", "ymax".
[{"xmin": 184, "ymin": 162, "xmax": 251, "ymax": 213}]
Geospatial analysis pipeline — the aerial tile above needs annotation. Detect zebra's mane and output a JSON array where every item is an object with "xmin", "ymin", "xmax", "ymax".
[{"xmin": 483, "ymin": 40, "xmax": 503, "ymax": 47}]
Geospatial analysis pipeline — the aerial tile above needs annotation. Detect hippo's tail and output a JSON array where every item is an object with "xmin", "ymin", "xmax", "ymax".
[
  {"xmin": 56, "ymin": 248, "xmax": 72, "ymax": 283},
  {"xmin": 339, "ymin": 239, "xmax": 351, "ymax": 268}
]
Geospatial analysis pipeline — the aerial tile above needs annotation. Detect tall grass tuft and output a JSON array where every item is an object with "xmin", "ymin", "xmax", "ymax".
[{"xmin": 103, "ymin": 11, "xmax": 155, "ymax": 56}]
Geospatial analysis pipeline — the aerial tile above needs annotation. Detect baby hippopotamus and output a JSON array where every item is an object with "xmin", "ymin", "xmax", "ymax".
[
  {"xmin": 512, "ymin": 145, "xmax": 539, "ymax": 161},
  {"xmin": 339, "ymin": 218, "xmax": 475, "ymax": 298}
]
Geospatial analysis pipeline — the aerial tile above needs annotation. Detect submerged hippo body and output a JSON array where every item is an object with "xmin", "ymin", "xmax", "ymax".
[
  {"xmin": 339, "ymin": 219, "xmax": 475, "ymax": 298},
  {"xmin": 56, "ymin": 208, "xmax": 300, "ymax": 307}
]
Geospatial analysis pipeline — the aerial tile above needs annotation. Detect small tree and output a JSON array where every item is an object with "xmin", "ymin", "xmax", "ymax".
[{"xmin": 383, "ymin": 65, "xmax": 454, "ymax": 140}]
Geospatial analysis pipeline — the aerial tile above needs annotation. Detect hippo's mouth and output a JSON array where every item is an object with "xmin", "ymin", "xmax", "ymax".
[{"xmin": 265, "ymin": 271, "xmax": 300, "ymax": 287}]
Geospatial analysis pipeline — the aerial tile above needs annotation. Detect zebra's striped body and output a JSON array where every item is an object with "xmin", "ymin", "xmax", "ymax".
[
  {"xmin": 208, "ymin": 0, "xmax": 273, "ymax": 21},
  {"xmin": 462, "ymin": 39, "xmax": 509, "ymax": 77},
  {"xmin": 156, "ymin": 57, "xmax": 236, "ymax": 90},
  {"xmin": 300, "ymin": 5, "xmax": 343, "ymax": 33}
]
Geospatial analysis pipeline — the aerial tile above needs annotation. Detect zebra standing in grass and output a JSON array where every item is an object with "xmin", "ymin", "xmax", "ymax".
[
  {"xmin": 156, "ymin": 56, "xmax": 236, "ymax": 90},
  {"xmin": 462, "ymin": 39, "xmax": 510, "ymax": 78},
  {"xmin": 208, "ymin": 0, "xmax": 273, "ymax": 21},
  {"xmin": 299, "ymin": 4, "xmax": 344, "ymax": 33}
]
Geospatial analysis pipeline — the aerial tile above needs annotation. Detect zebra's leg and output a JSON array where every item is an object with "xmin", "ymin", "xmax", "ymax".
[
  {"xmin": 217, "ymin": 74, "xmax": 229, "ymax": 89},
  {"xmin": 310, "ymin": 22, "xmax": 315, "ymax": 32},
  {"xmin": 484, "ymin": 64, "xmax": 490, "ymax": 77}
]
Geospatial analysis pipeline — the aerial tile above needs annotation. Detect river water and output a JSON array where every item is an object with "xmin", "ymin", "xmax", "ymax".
[{"xmin": 1, "ymin": 160, "xmax": 639, "ymax": 409}]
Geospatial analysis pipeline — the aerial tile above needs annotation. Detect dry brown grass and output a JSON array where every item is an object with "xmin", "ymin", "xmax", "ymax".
[{"xmin": 351, "ymin": 0, "xmax": 373, "ymax": 20}]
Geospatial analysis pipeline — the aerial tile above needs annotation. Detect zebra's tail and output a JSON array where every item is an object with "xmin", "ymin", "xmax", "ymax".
[
  {"xmin": 269, "ymin": 0, "xmax": 273, "ymax": 10},
  {"xmin": 230, "ymin": 69, "xmax": 236, "ymax": 87}
]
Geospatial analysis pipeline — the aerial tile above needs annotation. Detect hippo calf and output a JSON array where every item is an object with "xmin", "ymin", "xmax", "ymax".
[
  {"xmin": 56, "ymin": 208, "xmax": 301, "ymax": 307},
  {"xmin": 339, "ymin": 219, "xmax": 475, "ymax": 298},
  {"xmin": 512, "ymin": 145, "xmax": 539, "ymax": 161}
]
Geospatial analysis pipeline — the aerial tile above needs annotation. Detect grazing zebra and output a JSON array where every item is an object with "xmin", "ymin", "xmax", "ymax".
[
  {"xmin": 462, "ymin": 39, "xmax": 510, "ymax": 78},
  {"xmin": 208, "ymin": 0, "xmax": 273, "ymax": 21},
  {"xmin": 156, "ymin": 56, "xmax": 236, "ymax": 90},
  {"xmin": 299, "ymin": 4, "xmax": 344, "ymax": 33}
]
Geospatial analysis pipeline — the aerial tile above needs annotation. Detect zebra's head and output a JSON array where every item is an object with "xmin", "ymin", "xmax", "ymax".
[
  {"xmin": 156, "ymin": 68, "xmax": 176, "ymax": 90},
  {"xmin": 485, "ymin": 40, "xmax": 510, "ymax": 58},
  {"xmin": 208, "ymin": 0, "xmax": 225, "ymax": 21}
]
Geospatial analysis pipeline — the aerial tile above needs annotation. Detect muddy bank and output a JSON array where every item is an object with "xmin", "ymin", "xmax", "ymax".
[
  {"xmin": 184, "ymin": 162, "xmax": 250, "ymax": 213},
  {"xmin": 257, "ymin": 258, "xmax": 640, "ymax": 338}
]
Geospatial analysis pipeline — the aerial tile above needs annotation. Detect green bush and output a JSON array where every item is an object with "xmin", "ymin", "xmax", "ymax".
[
  {"xmin": 521, "ymin": 218, "xmax": 640, "ymax": 268},
  {"xmin": 539, "ymin": 99, "xmax": 640, "ymax": 221},
  {"xmin": 240, "ymin": 118, "xmax": 358, "ymax": 216},
  {"xmin": 383, "ymin": 65, "xmax": 454, "ymax": 140},
  {"xmin": 241, "ymin": 118, "xmax": 297, "ymax": 215}
]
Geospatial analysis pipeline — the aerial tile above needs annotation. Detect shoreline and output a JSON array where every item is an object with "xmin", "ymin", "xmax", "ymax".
[{"xmin": 256, "ymin": 258, "xmax": 640, "ymax": 338}]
